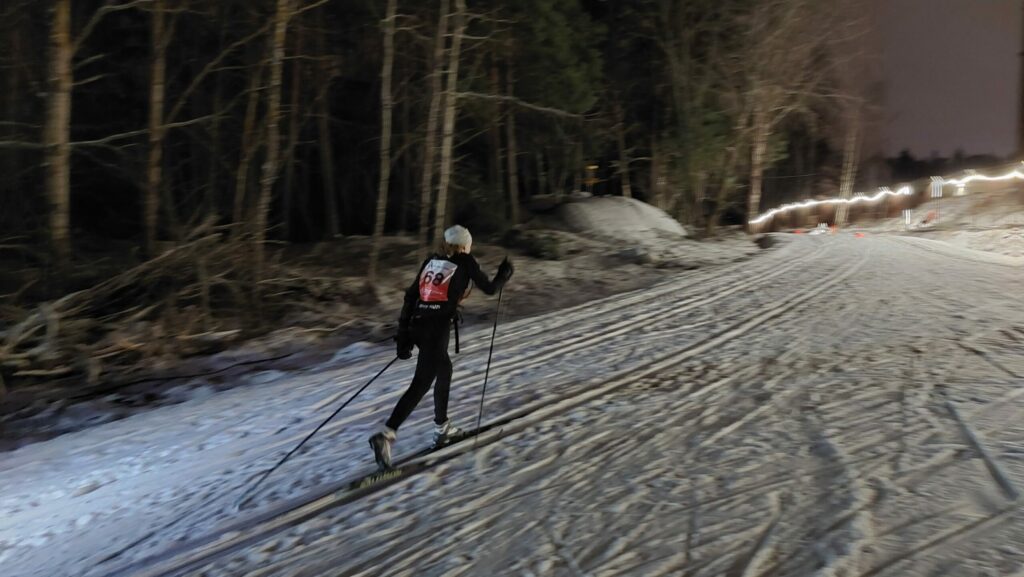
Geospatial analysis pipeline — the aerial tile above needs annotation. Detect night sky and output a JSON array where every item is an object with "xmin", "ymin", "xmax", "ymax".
[{"xmin": 876, "ymin": 0, "xmax": 1022, "ymax": 158}]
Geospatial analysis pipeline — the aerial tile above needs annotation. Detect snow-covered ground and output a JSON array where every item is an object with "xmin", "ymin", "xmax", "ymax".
[
  {"xmin": 2, "ymin": 233, "xmax": 1023, "ymax": 577},
  {"xmin": 864, "ymin": 184, "xmax": 1024, "ymax": 259}
]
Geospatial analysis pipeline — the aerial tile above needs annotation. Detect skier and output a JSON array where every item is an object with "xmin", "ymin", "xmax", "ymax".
[{"xmin": 369, "ymin": 225, "xmax": 514, "ymax": 469}]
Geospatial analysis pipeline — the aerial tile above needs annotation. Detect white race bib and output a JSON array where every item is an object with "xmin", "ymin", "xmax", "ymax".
[{"xmin": 418, "ymin": 259, "xmax": 458, "ymax": 303}]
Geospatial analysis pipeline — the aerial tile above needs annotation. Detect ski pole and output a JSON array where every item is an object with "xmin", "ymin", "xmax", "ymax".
[
  {"xmin": 235, "ymin": 356, "xmax": 398, "ymax": 509},
  {"xmin": 474, "ymin": 286, "xmax": 503, "ymax": 439}
]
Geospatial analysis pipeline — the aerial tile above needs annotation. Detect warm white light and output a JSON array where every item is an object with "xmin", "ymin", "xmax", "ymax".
[
  {"xmin": 750, "ymin": 166, "xmax": 1024, "ymax": 225},
  {"xmin": 749, "ymin": 186, "xmax": 914, "ymax": 225},
  {"xmin": 942, "ymin": 169, "xmax": 1024, "ymax": 187}
]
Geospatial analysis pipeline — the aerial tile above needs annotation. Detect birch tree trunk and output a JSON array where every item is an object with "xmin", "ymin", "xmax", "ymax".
[
  {"xmin": 505, "ymin": 60, "xmax": 520, "ymax": 224},
  {"xmin": 145, "ymin": 0, "xmax": 167, "ymax": 257},
  {"xmin": 4, "ymin": 26, "xmax": 23, "ymax": 217},
  {"xmin": 281, "ymin": 25, "xmax": 303, "ymax": 241},
  {"xmin": 397, "ymin": 54, "xmax": 412, "ymax": 232},
  {"xmin": 232, "ymin": 62, "xmax": 264, "ymax": 232},
  {"xmin": 316, "ymin": 23, "xmax": 340, "ymax": 238},
  {"xmin": 418, "ymin": 0, "xmax": 449, "ymax": 258},
  {"xmin": 368, "ymin": 0, "xmax": 397, "ymax": 282},
  {"xmin": 693, "ymin": 169, "xmax": 707, "ymax": 228},
  {"xmin": 45, "ymin": 0, "xmax": 72, "ymax": 266},
  {"xmin": 614, "ymin": 101, "xmax": 632, "ymax": 198},
  {"xmin": 805, "ymin": 133, "xmax": 817, "ymax": 199},
  {"xmin": 834, "ymin": 108, "xmax": 861, "ymax": 227},
  {"xmin": 650, "ymin": 142, "xmax": 660, "ymax": 208},
  {"xmin": 747, "ymin": 97, "xmax": 769, "ymax": 232},
  {"xmin": 432, "ymin": 0, "xmax": 465, "ymax": 247},
  {"xmin": 207, "ymin": 9, "xmax": 226, "ymax": 220},
  {"xmin": 318, "ymin": 90, "xmax": 339, "ymax": 237},
  {"xmin": 707, "ymin": 170, "xmax": 736, "ymax": 237},
  {"xmin": 254, "ymin": 0, "xmax": 290, "ymax": 279},
  {"xmin": 487, "ymin": 57, "xmax": 504, "ymax": 199},
  {"xmin": 571, "ymin": 139, "xmax": 581, "ymax": 196},
  {"xmin": 536, "ymin": 151, "xmax": 547, "ymax": 196}
]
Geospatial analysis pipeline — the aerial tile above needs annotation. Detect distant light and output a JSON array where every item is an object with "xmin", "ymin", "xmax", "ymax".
[
  {"xmin": 942, "ymin": 169, "xmax": 1024, "ymax": 187},
  {"xmin": 749, "ymin": 185, "xmax": 914, "ymax": 225},
  {"xmin": 750, "ymin": 167, "xmax": 1024, "ymax": 225}
]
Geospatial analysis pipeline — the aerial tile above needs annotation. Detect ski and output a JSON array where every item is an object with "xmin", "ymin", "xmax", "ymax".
[{"xmin": 349, "ymin": 423, "xmax": 501, "ymax": 492}]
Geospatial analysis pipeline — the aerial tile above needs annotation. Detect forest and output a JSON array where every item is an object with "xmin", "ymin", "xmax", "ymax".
[{"xmin": 0, "ymin": 0, "xmax": 876, "ymax": 395}]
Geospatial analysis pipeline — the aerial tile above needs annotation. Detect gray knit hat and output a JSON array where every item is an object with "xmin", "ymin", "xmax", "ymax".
[{"xmin": 444, "ymin": 225, "xmax": 472, "ymax": 247}]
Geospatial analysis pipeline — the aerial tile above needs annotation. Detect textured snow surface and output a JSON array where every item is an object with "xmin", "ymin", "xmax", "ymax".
[
  {"xmin": 559, "ymin": 196, "xmax": 689, "ymax": 240},
  {"xmin": 3, "ymin": 234, "xmax": 1024, "ymax": 577}
]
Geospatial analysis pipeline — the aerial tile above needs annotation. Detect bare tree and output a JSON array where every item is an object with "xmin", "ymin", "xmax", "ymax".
[
  {"xmin": 281, "ymin": 19, "xmax": 304, "ymax": 241},
  {"xmin": 833, "ymin": 105, "xmax": 861, "ymax": 226},
  {"xmin": 741, "ymin": 0, "xmax": 828, "ymax": 230},
  {"xmin": 417, "ymin": 0, "xmax": 449, "ymax": 258},
  {"xmin": 368, "ymin": 0, "xmax": 398, "ymax": 282},
  {"xmin": 317, "ymin": 94, "xmax": 340, "ymax": 238},
  {"xmin": 145, "ymin": 0, "xmax": 175, "ymax": 257},
  {"xmin": 0, "ymin": 4, "xmax": 34, "ymax": 227},
  {"xmin": 613, "ymin": 99, "xmax": 632, "ymax": 198},
  {"xmin": 830, "ymin": 0, "xmax": 877, "ymax": 227},
  {"xmin": 316, "ymin": 18, "xmax": 340, "ymax": 239},
  {"xmin": 705, "ymin": 98, "xmax": 748, "ymax": 236},
  {"xmin": 232, "ymin": 60, "xmax": 265, "ymax": 232},
  {"xmin": 44, "ymin": 0, "xmax": 72, "ymax": 265},
  {"xmin": 206, "ymin": 5, "xmax": 227, "ymax": 223},
  {"xmin": 254, "ymin": 0, "xmax": 292, "ymax": 278},
  {"xmin": 487, "ymin": 55, "xmax": 505, "ymax": 209},
  {"xmin": 431, "ymin": 0, "xmax": 466, "ymax": 247},
  {"xmin": 42, "ymin": 0, "xmax": 165, "ymax": 265},
  {"xmin": 505, "ymin": 56, "xmax": 520, "ymax": 225}
]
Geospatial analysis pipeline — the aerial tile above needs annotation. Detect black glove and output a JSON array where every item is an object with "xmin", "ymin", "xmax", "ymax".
[
  {"xmin": 395, "ymin": 329, "xmax": 413, "ymax": 360},
  {"xmin": 497, "ymin": 256, "xmax": 514, "ymax": 282}
]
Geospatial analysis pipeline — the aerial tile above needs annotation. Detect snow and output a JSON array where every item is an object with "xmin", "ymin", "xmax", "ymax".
[
  {"xmin": 328, "ymin": 341, "xmax": 379, "ymax": 365},
  {"xmin": 863, "ymin": 184, "xmax": 1024, "ymax": 259},
  {"xmin": 1, "ymin": 232, "xmax": 1023, "ymax": 576},
  {"xmin": 559, "ymin": 195, "xmax": 689, "ymax": 240}
]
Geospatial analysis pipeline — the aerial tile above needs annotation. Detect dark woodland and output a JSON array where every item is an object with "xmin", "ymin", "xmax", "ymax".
[{"xmin": 0, "ymin": 0, "xmax": 885, "ymax": 394}]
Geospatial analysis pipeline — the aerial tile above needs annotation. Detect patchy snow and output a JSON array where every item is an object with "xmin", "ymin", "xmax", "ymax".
[{"xmin": 2, "ymin": 234, "xmax": 1023, "ymax": 577}]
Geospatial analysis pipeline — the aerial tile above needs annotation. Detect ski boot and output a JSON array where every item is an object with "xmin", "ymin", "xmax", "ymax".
[
  {"xmin": 433, "ymin": 420, "xmax": 464, "ymax": 448},
  {"xmin": 369, "ymin": 427, "xmax": 396, "ymax": 470}
]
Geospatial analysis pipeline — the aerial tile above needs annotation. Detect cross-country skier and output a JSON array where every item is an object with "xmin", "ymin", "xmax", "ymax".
[{"xmin": 369, "ymin": 225, "xmax": 513, "ymax": 469}]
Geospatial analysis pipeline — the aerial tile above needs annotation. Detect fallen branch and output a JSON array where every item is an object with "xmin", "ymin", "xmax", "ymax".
[{"xmin": 0, "ymin": 227, "xmax": 373, "ymax": 395}]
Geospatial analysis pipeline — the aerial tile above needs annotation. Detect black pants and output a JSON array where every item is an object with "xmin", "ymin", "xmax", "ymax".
[{"xmin": 385, "ymin": 319, "xmax": 452, "ymax": 431}]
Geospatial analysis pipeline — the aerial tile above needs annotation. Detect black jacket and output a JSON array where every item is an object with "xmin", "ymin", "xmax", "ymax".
[{"xmin": 399, "ymin": 252, "xmax": 506, "ymax": 329}]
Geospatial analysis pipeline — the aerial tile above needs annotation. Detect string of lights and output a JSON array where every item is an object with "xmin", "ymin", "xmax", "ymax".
[{"xmin": 749, "ymin": 163, "xmax": 1024, "ymax": 226}]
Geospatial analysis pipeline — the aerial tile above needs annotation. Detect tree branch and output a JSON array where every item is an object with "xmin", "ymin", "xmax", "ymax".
[
  {"xmin": 73, "ymin": 73, "xmax": 109, "ymax": 88},
  {"xmin": 293, "ymin": 0, "xmax": 333, "ymax": 19},
  {"xmin": 67, "ymin": 113, "xmax": 224, "ymax": 150},
  {"xmin": 73, "ymin": 53, "xmax": 106, "ymax": 71},
  {"xmin": 70, "ymin": 130, "xmax": 148, "ymax": 148},
  {"xmin": 165, "ymin": 22, "xmax": 272, "ymax": 125},
  {"xmin": 0, "ymin": 141, "xmax": 45, "ymax": 150},
  {"xmin": 454, "ymin": 91, "xmax": 583, "ymax": 119},
  {"xmin": 74, "ymin": 0, "xmax": 156, "ymax": 54}
]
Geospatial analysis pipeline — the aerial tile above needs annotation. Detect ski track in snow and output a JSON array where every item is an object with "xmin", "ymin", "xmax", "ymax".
[{"xmin": 2, "ymin": 235, "xmax": 1023, "ymax": 577}]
